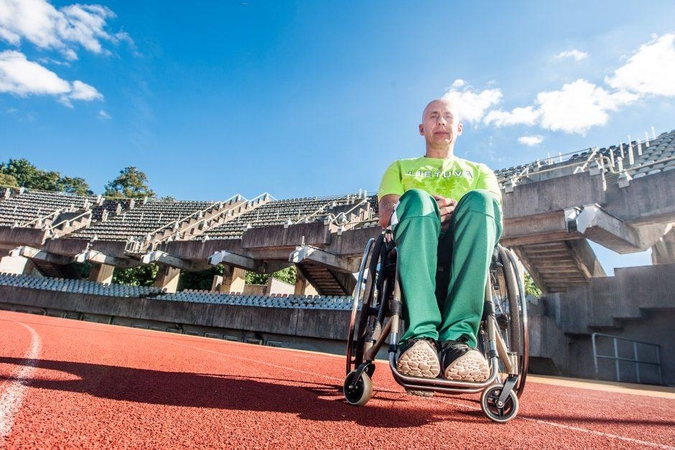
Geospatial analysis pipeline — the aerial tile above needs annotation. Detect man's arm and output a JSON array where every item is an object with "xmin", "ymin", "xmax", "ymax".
[{"xmin": 378, "ymin": 194, "xmax": 400, "ymax": 228}]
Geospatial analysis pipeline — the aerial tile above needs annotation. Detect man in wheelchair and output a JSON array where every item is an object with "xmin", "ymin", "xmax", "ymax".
[{"xmin": 377, "ymin": 98, "xmax": 503, "ymax": 383}]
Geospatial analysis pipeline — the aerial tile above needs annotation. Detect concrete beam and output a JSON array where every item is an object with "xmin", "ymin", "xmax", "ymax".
[
  {"xmin": 10, "ymin": 246, "xmax": 72, "ymax": 265},
  {"xmin": 289, "ymin": 245, "xmax": 359, "ymax": 273},
  {"xmin": 605, "ymin": 169, "xmax": 675, "ymax": 225},
  {"xmin": 574, "ymin": 204, "xmax": 668, "ymax": 254},
  {"xmin": 501, "ymin": 209, "xmax": 580, "ymax": 247},
  {"xmin": 567, "ymin": 238, "xmax": 606, "ymax": 278},
  {"xmin": 208, "ymin": 250, "xmax": 263, "ymax": 272},
  {"xmin": 502, "ymin": 171, "xmax": 606, "ymax": 219},
  {"xmin": 141, "ymin": 250, "xmax": 209, "ymax": 272},
  {"xmin": 74, "ymin": 249, "xmax": 139, "ymax": 268}
]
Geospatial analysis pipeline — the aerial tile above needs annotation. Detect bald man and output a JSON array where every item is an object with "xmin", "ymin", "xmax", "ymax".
[{"xmin": 378, "ymin": 98, "xmax": 502, "ymax": 385}]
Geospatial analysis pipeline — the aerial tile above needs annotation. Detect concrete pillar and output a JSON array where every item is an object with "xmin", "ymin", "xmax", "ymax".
[
  {"xmin": 153, "ymin": 265, "xmax": 181, "ymax": 293},
  {"xmin": 294, "ymin": 270, "xmax": 318, "ymax": 296},
  {"xmin": 211, "ymin": 275, "xmax": 223, "ymax": 293},
  {"xmin": 88, "ymin": 263, "xmax": 115, "ymax": 285},
  {"xmin": 652, "ymin": 229, "xmax": 675, "ymax": 265},
  {"xmin": 218, "ymin": 265, "xmax": 247, "ymax": 294},
  {"xmin": 0, "ymin": 255, "xmax": 34, "ymax": 275}
]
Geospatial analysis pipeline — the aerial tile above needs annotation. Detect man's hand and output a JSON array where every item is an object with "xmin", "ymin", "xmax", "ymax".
[{"xmin": 432, "ymin": 195, "xmax": 457, "ymax": 231}]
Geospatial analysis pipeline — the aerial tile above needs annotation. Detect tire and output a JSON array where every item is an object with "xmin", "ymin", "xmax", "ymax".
[
  {"xmin": 481, "ymin": 384, "xmax": 519, "ymax": 423},
  {"xmin": 492, "ymin": 246, "xmax": 528, "ymax": 397},
  {"xmin": 346, "ymin": 233, "xmax": 389, "ymax": 375},
  {"xmin": 343, "ymin": 370, "xmax": 373, "ymax": 406}
]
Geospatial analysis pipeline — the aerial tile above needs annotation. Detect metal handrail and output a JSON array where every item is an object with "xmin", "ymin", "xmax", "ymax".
[
  {"xmin": 144, "ymin": 194, "xmax": 245, "ymax": 237},
  {"xmin": 324, "ymin": 198, "xmax": 371, "ymax": 227},
  {"xmin": 19, "ymin": 208, "xmax": 63, "ymax": 228},
  {"xmin": 46, "ymin": 209, "xmax": 93, "ymax": 235},
  {"xmin": 592, "ymin": 333, "xmax": 662, "ymax": 385}
]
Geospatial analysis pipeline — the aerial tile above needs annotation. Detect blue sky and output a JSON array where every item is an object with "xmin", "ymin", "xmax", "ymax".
[{"xmin": 1, "ymin": 0, "xmax": 674, "ymax": 271}]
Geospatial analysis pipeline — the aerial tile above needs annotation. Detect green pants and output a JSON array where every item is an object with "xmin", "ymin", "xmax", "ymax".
[{"xmin": 392, "ymin": 189, "xmax": 503, "ymax": 348}]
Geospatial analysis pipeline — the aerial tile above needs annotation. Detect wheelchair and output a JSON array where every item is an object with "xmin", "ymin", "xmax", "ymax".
[{"xmin": 343, "ymin": 230, "xmax": 529, "ymax": 423}]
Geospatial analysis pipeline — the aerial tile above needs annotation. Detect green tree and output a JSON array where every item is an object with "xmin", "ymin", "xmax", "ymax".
[
  {"xmin": 113, "ymin": 264, "xmax": 159, "ymax": 286},
  {"xmin": 1, "ymin": 158, "xmax": 44, "ymax": 188},
  {"xmin": 104, "ymin": 166, "xmax": 156, "ymax": 199},
  {"xmin": 31, "ymin": 170, "xmax": 61, "ymax": 191},
  {"xmin": 0, "ymin": 173, "xmax": 18, "ymax": 187},
  {"xmin": 57, "ymin": 176, "xmax": 94, "ymax": 196},
  {"xmin": 246, "ymin": 266, "xmax": 297, "ymax": 285},
  {"xmin": 524, "ymin": 272, "xmax": 542, "ymax": 297},
  {"xmin": 178, "ymin": 266, "xmax": 224, "ymax": 291},
  {"xmin": 0, "ymin": 158, "xmax": 92, "ymax": 194}
]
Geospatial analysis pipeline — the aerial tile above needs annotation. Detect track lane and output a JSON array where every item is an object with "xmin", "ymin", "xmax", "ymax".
[{"xmin": 1, "ymin": 311, "xmax": 674, "ymax": 449}]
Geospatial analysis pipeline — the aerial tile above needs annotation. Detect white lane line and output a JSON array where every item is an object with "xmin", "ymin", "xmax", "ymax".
[
  {"xmin": 0, "ymin": 323, "xmax": 41, "ymax": 440},
  {"xmin": 430, "ymin": 396, "xmax": 675, "ymax": 450},
  {"xmin": 521, "ymin": 418, "xmax": 675, "ymax": 450}
]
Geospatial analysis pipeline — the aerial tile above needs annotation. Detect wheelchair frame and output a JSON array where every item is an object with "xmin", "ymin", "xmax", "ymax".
[{"xmin": 343, "ymin": 230, "xmax": 529, "ymax": 423}]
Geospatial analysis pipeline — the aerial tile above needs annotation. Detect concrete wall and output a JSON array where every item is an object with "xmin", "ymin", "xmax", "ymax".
[
  {"xmin": 0, "ymin": 285, "xmax": 350, "ymax": 342},
  {"xmin": 531, "ymin": 263, "xmax": 675, "ymax": 385},
  {"xmin": 242, "ymin": 222, "xmax": 330, "ymax": 249}
]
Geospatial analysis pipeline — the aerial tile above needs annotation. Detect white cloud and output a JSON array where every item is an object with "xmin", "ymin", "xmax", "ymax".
[
  {"xmin": 450, "ymin": 79, "xmax": 467, "ymax": 89},
  {"xmin": 98, "ymin": 109, "xmax": 111, "ymax": 119},
  {"xmin": 555, "ymin": 49, "xmax": 588, "ymax": 62},
  {"xmin": 605, "ymin": 33, "xmax": 675, "ymax": 97},
  {"xmin": 535, "ymin": 79, "xmax": 636, "ymax": 134},
  {"xmin": 0, "ymin": 50, "xmax": 69, "ymax": 95},
  {"xmin": 484, "ymin": 106, "xmax": 540, "ymax": 127},
  {"xmin": 0, "ymin": 0, "xmax": 130, "ymax": 60},
  {"xmin": 444, "ymin": 34, "xmax": 674, "ymax": 137},
  {"xmin": 0, "ymin": 50, "xmax": 103, "ymax": 104},
  {"xmin": 70, "ymin": 80, "xmax": 103, "ymax": 101},
  {"xmin": 518, "ymin": 135, "xmax": 544, "ymax": 146},
  {"xmin": 442, "ymin": 80, "xmax": 502, "ymax": 124}
]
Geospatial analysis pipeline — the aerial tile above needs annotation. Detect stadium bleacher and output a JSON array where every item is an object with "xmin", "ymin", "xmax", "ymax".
[
  {"xmin": 0, "ymin": 272, "xmax": 163, "ymax": 298},
  {"xmin": 0, "ymin": 189, "xmax": 98, "ymax": 227},
  {"xmin": 154, "ymin": 291, "xmax": 352, "ymax": 310},
  {"xmin": 69, "ymin": 198, "xmax": 220, "ymax": 242},
  {"xmin": 0, "ymin": 272, "xmax": 351, "ymax": 309},
  {"xmin": 494, "ymin": 129, "xmax": 675, "ymax": 188},
  {"xmin": 202, "ymin": 193, "xmax": 373, "ymax": 239},
  {"xmin": 0, "ymin": 128, "xmax": 673, "ymax": 299},
  {"xmin": 1, "ymin": 128, "xmax": 670, "ymax": 245}
]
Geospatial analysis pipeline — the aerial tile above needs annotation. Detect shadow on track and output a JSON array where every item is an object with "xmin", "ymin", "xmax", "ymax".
[{"xmin": 0, "ymin": 357, "xmax": 464, "ymax": 428}]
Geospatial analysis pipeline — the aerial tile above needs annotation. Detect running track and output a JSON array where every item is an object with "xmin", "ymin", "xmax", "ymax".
[{"xmin": 1, "ymin": 310, "xmax": 674, "ymax": 449}]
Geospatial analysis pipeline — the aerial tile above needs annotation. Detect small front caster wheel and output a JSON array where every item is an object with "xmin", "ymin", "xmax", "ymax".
[
  {"xmin": 343, "ymin": 370, "xmax": 373, "ymax": 406},
  {"xmin": 481, "ymin": 384, "xmax": 519, "ymax": 423}
]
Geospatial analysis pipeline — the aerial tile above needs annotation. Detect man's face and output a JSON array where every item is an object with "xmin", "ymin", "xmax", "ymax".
[{"xmin": 419, "ymin": 99, "xmax": 463, "ymax": 148}]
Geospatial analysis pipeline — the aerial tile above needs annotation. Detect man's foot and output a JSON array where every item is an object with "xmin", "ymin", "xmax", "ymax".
[
  {"xmin": 440, "ymin": 336, "xmax": 489, "ymax": 382},
  {"xmin": 396, "ymin": 338, "xmax": 441, "ymax": 378}
]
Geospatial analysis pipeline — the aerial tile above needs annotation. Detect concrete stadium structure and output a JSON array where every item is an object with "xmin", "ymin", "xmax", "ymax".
[{"xmin": 1, "ymin": 130, "xmax": 674, "ymax": 386}]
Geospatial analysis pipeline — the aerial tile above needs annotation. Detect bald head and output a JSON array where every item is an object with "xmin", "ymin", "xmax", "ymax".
[{"xmin": 422, "ymin": 98, "xmax": 460, "ymax": 123}]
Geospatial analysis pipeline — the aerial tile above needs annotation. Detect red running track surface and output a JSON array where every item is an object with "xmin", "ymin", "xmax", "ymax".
[{"xmin": 1, "ymin": 310, "xmax": 674, "ymax": 449}]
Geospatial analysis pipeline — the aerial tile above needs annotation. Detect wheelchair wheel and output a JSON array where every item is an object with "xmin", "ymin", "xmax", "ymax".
[
  {"xmin": 343, "ymin": 370, "xmax": 373, "ymax": 406},
  {"xmin": 345, "ymin": 233, "xmax": 389, "ymax": 375},
  {"xmin": 481, "ymin": 384, "xmax": 519, "ymax": 423},
  {"xmin": 490, "ymin": 246, "xmax": 529, "ymax": 397}
]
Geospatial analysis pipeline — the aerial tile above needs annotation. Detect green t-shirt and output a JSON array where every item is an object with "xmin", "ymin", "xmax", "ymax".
[{"xmin": 377, "ymin": 156, "xmax": 501, "ymax": 202}]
